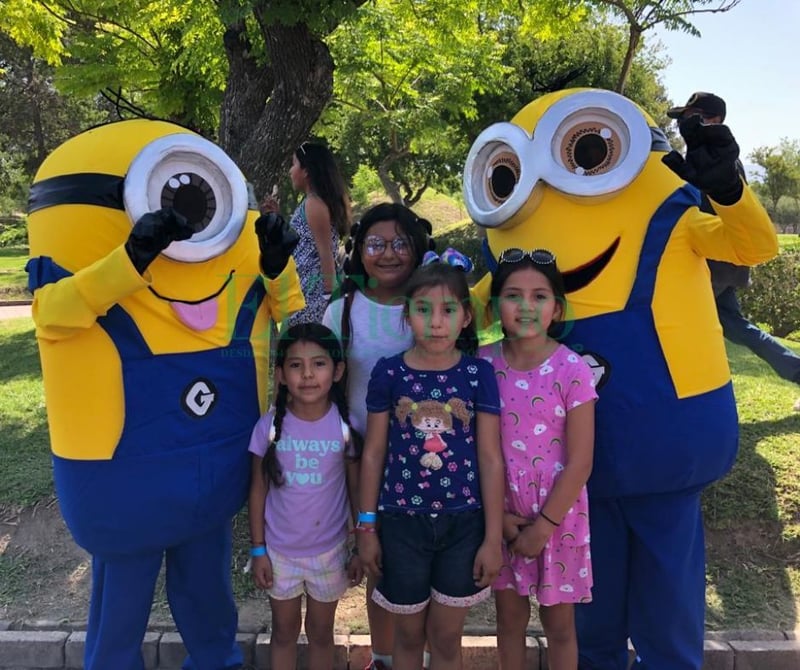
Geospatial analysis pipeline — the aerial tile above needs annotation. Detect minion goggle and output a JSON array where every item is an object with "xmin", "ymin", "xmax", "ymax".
[
  {"xmin": 28, "ymin": 134, "xmax": 251, "ymax": 263},
  {"xmin": 463, "ymin": 90, "xmax": 672, "ymax": 230}
]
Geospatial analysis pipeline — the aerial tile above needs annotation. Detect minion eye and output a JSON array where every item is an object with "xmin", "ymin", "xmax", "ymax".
[
  {"xmin": 463, "ymin": 122, "xmax": 536, "ymax": 229},
  {"xmin": 555, "ymin": 114, "xmax": 627, "ymax": 176},
  {"xmin": 161, "ymin": 172, "xmax": 216, "ymax": 234},
  {"xmin": 533, "ymin": 90, "xmax": 653, "ymax": 197},
  {"xmin": 124, "ymin": 134, "xmax": 248, "ymax": 262},
  {"xmin": 487, "ymin": 148, "xmax": 521, "ymax": 205}
]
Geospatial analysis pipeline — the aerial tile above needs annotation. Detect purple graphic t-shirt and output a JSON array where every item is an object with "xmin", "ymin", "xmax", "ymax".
[
  {"xmin": 366, "ymin": 353, "xmax": 500, "ymax": 514},
  {"xmin": 248, "ymin": 404, "xmax": 350, "ymax": 557}
]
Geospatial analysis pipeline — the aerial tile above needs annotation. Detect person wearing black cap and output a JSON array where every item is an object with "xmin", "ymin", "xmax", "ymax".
[{"xmin": 668, "ymin": 92, "xmax": 800, "ymax": 411}]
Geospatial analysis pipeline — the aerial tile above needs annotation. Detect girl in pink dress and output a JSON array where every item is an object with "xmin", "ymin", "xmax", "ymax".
[{"xmin": 477, "ymin": 248, "xmax": 597, "ymax": 670}]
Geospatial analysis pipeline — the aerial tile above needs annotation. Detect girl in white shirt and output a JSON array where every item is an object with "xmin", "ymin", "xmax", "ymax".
[{"xmin": 322, "ymin": 202, "xmax": 433, "ymax": 670}]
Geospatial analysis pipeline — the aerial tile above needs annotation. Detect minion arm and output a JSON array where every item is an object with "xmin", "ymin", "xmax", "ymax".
[
  {"xmin": 260, "ymin": 255, "xmax": 305, "ymax": 323},
  {"xmin": 687, "ymin": 186, "xmax": 779, "ymax": 267},
  {"xmin": 30, "ymin": 246, "xmax": 148, "ymax": 341}
]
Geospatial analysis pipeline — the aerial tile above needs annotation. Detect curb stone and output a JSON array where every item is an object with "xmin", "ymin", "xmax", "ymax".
[{"xmin": 1, "ymin": 627, "xmax": 800, "ymax": 669}]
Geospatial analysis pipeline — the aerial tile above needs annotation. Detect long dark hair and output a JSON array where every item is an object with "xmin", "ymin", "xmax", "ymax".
[
  {"xmin": 403, "ymin": 263, "xmax": 479, "ymax": 355},
  {"xmin": 489, "ymin": 255, "xmax": 568, "ymax": 339},
  {"xmin": 295, "ymin": 142, "xmax": 352, "ymax": 237},
  {"xmin": 338, "ymin": 202, "xmax": 434, "ymax": 354},
  {"xmin": 263, "ymin": 323, "xmax": 362, "ymax": 487}
]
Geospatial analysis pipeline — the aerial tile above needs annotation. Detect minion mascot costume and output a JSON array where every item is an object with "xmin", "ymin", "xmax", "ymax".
[
  {"xmin": 462, "ymin": 89, "xmax": 778, "ymax": 669},
  {"xmin": 26, "ymin": 120, "xmax": 304, "ymax": 670}
]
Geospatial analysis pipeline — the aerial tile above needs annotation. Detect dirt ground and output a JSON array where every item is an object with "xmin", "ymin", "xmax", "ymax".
[{"xmin": 0, "ymin": 502, "xmax": 539, "ymax": 633}]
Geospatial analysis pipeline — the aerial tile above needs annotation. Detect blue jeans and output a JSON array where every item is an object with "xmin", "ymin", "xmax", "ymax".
[{"xmin": 715, "ymin": 287, "xmax": 800, "ymax": 384}]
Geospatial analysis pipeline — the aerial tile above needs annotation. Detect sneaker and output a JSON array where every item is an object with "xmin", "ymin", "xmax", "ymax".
[{"xmin": 794, "ymin": 397, "xmax": 800, "ymax": 412}]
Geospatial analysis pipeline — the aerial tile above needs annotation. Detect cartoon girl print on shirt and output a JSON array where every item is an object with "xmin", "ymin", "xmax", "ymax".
[{"xmin": 395, "ymin": 397, "xmax": 471, "ymax": 470}]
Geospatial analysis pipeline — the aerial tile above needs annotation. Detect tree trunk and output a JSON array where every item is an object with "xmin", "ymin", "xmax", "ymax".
[
  {"xmin": 219, "ymin": 19, "xmax": 335, "ymax": 200},
  {"xmin": 377, "ymin": 152, "xmax": 407, "ymax": 204},
  {"xmin": 616, "ymin": 27, "xmax": 640, "ymax": 94}
]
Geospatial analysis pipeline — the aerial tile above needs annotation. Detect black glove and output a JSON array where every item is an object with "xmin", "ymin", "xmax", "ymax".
[
  {"xmin": 125, "ymin": 208, "xmax": 194, "ymax": 274},
  {"xmin": 661, "ymin": 114, "xmax": 744, "ymax": 205},
  {"xmin": 255, "ymin": 212, "xmax": 300, "ymax": 279}
]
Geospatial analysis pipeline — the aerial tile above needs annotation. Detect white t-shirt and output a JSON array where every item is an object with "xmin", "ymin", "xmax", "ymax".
[{"xmin": 323, "ymin": 291, "xmax": 412, "ymax": 435}]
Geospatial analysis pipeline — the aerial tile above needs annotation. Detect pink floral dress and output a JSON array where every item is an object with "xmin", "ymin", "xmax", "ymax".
[{"xmin": 479, "ymin": 341, "xmax": 597, "ymax": 605}]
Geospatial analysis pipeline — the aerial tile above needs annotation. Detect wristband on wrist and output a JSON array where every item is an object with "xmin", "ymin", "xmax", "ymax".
[
  {"xmin": 539, "ymin": 511, "xmax": 560, "ymax": 527},
  {"xmin": 357, "ymin": 511, "xmax": 377, "ymax": 524},
  {"xmin": 250, "ymin": 545, "xmax": 267, "ymax": 557}
]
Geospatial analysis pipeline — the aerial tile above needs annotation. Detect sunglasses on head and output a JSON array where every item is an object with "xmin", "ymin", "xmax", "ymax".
[{"xmin": 498, "ymin": 248, "xmax": 556, "ymax": 266}]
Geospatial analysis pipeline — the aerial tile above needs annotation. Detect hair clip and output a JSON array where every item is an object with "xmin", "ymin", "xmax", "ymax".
[{"xmin": 422, "ymin": 248, "xmax": 473, "ymax": 273}]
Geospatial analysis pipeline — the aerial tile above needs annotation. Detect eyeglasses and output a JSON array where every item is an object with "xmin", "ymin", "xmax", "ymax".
[
  {"xmin": 364, "ymin": 235, "xmax": 411, "ymax": 257},
  {"xmin": 297, "ymin": 141, "xmax": 309, "ymax": 155},
  {"xmin": 498, "ymin": 248, "xmax": 556, "ymax": 265}
]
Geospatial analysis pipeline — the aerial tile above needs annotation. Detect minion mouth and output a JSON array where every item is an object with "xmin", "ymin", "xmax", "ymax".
[
  {"xmin": 562, "ymin": 238, "xmax": 620, "ymax": 294},
  {"xmin": 148, "ymin": 270, "xmax": 234, "ymax": 331}
]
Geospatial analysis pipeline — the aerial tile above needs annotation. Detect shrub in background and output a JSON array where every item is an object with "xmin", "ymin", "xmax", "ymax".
[
  {"xmin": 0, "ymin": 216, "xmax": 27, "ymax": 248},
  {"xmin": 740, "ymin": 250, "xmax": 800, "ymax": 339}
]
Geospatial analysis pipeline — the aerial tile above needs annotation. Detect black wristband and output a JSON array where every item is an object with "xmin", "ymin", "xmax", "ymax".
[{"xmin": 540, "ymin": 511, "xmax": 560, "ymax": 527}]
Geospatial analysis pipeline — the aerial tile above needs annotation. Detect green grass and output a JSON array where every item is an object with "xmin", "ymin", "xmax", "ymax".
[
  {"xmin": 0, "ymin": 246, "xmax": 30, "ymax": 300},
  {"xmin": 1, "ymin": 318, "xmax": 799, "ymax": 629},
  {"xmin": 778, "ymin": 233, "xmax": 800, "ymax": 252},
  {"xmin": 0, "ymin": 318, "xmax": 51, "ymax": 507}
]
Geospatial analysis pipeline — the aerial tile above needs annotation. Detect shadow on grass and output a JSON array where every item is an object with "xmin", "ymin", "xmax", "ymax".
[
  {"xmin": 0, "ymin": 329, "xmax": 41, "ymax": 385},
  {"xmin": 0, "ymin": 415, "xmax": 53, "ymax": 507},
  {"xmin": 703, "ymin": 411, "xmax": 800, "ymax": 630}
]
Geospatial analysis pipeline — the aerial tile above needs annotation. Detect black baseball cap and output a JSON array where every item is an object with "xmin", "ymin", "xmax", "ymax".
[{"xmin": 666, "ymin": 92, "xmax": 726, "ymax": 121}]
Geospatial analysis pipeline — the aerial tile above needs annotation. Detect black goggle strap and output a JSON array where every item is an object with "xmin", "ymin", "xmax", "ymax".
[{"xmin": 28, "ymin": 173, "xmax": 125, "ymax": 214}]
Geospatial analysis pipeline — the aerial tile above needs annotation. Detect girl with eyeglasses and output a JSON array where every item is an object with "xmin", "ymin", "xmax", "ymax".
[
  {"xmin": 322, "ymin": 202, "xmax": 434, "ymax": 670},
  {"xmin": 261, "ymin": 142, "xmax": 351, "ymax": 326},
  {"xmin": 478, "ymin": 249, "xmax": 597, "ymax": 670}
]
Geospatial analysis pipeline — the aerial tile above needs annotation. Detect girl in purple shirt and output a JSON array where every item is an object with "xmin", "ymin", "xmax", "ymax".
[{"xmin": 247, "ymin": 323, "xmax": 363, "ymax": 670}]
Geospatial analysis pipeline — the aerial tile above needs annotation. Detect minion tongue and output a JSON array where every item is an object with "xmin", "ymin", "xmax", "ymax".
[{"xmin": 171, "ymin": 298, "xmax": 218, "ymax": 331}]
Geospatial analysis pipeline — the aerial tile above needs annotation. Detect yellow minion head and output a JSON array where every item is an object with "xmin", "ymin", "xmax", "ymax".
[
  {"xmin": 463, "ymin": 88, "xmax": 684, "ymax": 319},
  {"xmin": 29, "ymin": 119, "xmax": 260, "ymax": 334}
]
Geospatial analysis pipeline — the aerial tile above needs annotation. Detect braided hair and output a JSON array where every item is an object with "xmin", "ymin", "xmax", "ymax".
[
  {"xmin": 338, "ymin": 202, "xmax": 435, "ymax": 355},
  {"xmin": 263, "ymin": 323, "xmax": 362, "ymax": 486}
]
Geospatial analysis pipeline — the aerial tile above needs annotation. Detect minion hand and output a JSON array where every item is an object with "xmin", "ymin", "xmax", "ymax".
[
  {"xmin": 661, "ymin": 114, "xmax": 744, "ymax": 205},
  {"xmin": 254, "ymin": 212, "xmax": 300, "ymax": 279},
  {"xmin": 125, "ymin": 208, "xmax": 194, "ymax": 274}
]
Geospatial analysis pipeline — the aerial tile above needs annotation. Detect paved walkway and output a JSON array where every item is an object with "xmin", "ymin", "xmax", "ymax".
[{"xmin": 0, "ymin": 303, "xmax": 32, "ymax": 320}]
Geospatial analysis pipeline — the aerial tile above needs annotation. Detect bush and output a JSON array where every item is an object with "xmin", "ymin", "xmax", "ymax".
[
  {"xmin": 739, "ymin": 250, "xmax": 800, "ymax": 338},
  {"xmin": 0, "ymin": 217, "xmax": 27, "ymax": 248}
]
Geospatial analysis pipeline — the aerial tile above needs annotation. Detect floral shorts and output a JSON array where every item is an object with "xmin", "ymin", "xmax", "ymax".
[{"xmin": 268, "ymin": 540, "xmax": 350, "ymax": 603}]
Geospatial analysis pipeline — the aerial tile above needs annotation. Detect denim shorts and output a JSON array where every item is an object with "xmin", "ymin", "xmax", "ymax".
[{"xmin": 373, "ymin": 508, "xmax": 491, "ymax": 613}]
